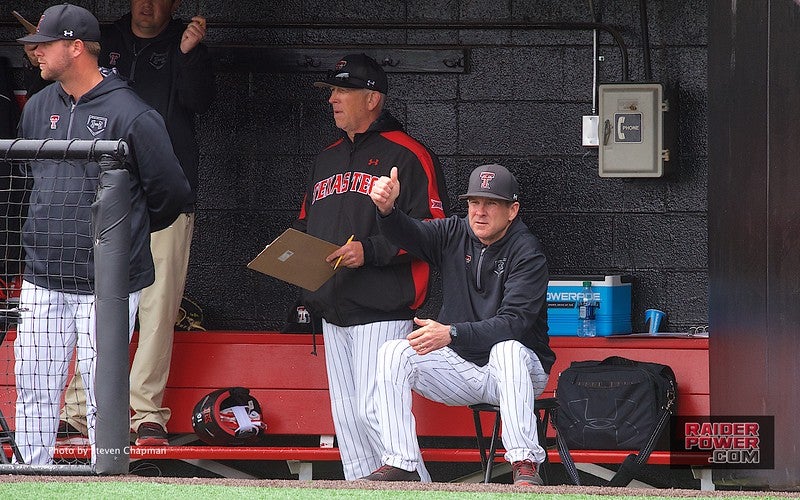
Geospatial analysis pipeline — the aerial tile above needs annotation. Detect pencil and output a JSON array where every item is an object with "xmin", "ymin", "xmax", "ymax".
[{"xmin": 334, "ymin": 234, "xmax": 354, "ymax": 270}]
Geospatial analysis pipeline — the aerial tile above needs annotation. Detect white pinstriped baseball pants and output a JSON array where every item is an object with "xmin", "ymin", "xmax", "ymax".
[
  {"xmin": 375, "ymin": 339, "xmax": 549, "ymax": 472},
  {"xmin": 13, "ymin": 281, "xmax": 140, "ymax": 465},
  {"xmin": 60, "ymin": 213, "xmax": 195, "ymax": 435},
  {"xmin": 321, "ymin": 319, "xmax": 431, "ymax": 481}
]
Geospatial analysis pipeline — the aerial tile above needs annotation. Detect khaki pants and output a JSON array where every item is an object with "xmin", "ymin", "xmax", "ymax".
[{"xmin": 62, "ymin": 214, "xmax": 194, "ymax": 434}]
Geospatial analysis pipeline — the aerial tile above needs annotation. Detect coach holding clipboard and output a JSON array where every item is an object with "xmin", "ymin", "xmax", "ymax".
[{"xmin": 290, "ymin": 53, "xmax": 449, "ymax": 481}]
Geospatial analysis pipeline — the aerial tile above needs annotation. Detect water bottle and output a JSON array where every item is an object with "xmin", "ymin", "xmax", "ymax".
[{"xmin": 576, "ymin": 280, "xmax": 597, "ymax": 337}]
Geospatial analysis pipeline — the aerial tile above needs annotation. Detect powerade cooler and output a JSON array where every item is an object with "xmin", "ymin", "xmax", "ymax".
[{"xmin": 546, "ymin": 275, "xmax": 632, "ymax": 336}]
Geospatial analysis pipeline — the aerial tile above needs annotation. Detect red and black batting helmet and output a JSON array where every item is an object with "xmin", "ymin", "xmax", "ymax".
[{"xmin": 191, "ymin": 387, "xmax": 267, "ymax": 445}]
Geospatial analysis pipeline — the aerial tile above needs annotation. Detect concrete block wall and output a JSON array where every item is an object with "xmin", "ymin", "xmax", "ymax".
[{"xmin": 1, "ymin": 0, "xmax": 708, "ymax": 333}]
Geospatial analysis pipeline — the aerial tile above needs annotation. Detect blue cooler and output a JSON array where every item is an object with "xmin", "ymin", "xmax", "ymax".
[{"xmin": 546, "ymin": 275, "xmax": 632, "ymax": 336}]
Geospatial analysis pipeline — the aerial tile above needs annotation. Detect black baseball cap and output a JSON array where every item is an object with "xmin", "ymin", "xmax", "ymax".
[
  {"xmin": 459, "ymin": 164, "xmax": 520, "ymax": 202},
  {"xmin": 314, "ymin": 53, "xmax": 389, "ymax": 94},
  {"xmin": 17, "ymin": 3, "xmax": 101, "ymax": 44}
]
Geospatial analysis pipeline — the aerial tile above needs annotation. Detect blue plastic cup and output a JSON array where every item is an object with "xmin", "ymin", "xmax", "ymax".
[{"xmin": 644, "ymin": 309, "xmax": 666, "ymax": 334}]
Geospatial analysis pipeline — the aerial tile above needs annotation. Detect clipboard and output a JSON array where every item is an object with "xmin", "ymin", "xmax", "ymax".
[{"xmin": 247, "ymin": 228, "xmax": 341, "ymax": 291}]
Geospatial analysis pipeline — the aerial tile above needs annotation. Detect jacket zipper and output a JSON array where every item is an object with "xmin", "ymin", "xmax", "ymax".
[
  {"xmin": 66, "ymin": 101, "xmax": 76, "ymax": 136},
  {"xmin": 330, "ymin": 140, "xmax": 357, "ymax": 326},
  {"xmin": 476, "ymin": 246, "xmax": 486, "ymax": 290},
  {"xmin": 129, "ymin": 39, "xmax": 151, "ymax": 82}
]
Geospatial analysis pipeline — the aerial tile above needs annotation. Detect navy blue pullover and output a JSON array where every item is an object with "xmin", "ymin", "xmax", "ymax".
[
  {"xmin": 377, "ymin": 210, "xmax": 555, "ymax": 372},
  {"xmin": 18, "ymin": 70, "xmax": 191, "ymax": 294}
]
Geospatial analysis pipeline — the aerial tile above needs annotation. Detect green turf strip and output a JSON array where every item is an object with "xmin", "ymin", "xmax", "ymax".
[{"xmin": 0, "ymin": 482, "xmax": 787, "ymax": 500}]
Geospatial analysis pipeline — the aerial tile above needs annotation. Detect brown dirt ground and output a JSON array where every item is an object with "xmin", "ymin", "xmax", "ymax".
[{"xmin": 1, "ymin": 475, "xmax": 800, "ymax": 497}]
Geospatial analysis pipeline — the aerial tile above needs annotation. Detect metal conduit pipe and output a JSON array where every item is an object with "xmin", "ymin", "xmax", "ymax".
[
  {"xmin": 638, "ymin": 0, "xmax": 653, "ymax": 81},
  {"xmin": 586, "ymin": 0, "xmax": 600, "ymax": 114}
]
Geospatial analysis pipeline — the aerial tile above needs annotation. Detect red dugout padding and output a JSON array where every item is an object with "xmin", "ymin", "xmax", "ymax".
[
  {"xmin": 157, "ymin": 332, "xmax": 498, "ymax": 437},
  {"xmin": 0, "ymin": 331, "xmax": 709, "ymax": 467}
]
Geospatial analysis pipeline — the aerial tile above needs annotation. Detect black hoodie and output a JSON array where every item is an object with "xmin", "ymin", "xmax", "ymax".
[
  {"xmin": 100, "ymin": 14, "xmax": 215, "ymax": 211},
  {"xmin": 18, "ymin": 70, "xmax": 191, "ymax": 294},
  {"xmin": 293, "ymin": 110, "xmax": 450, "ymax": 327}
]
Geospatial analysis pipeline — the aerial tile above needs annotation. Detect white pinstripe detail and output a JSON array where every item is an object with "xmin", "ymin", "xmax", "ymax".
[
  {"xmin": 13, "ymin": 281, "xmax": 140, "ymax": 465},
  {"xmin": 322, "ymin": 319, "xmax": 432, "ymax": 481},
  {"xmin": 376, "ymin": 339, "xmax": 549, "ymax": 470}
]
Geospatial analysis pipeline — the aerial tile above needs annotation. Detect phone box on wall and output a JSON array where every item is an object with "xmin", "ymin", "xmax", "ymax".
[
  {"xmin": 546, "ymin": 275, "xmax": 632, "ymax": 336},
  {"xmin": 597, "ymin": 83, "xmax": 678, "ymax": 178}
]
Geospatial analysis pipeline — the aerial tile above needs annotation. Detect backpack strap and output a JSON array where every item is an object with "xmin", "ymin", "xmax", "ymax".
[
  {"xmin": 555, "ymin": 422, "xmax": 582, "ymax": 485},
  {"xmin": 608, "ymin": 400, "xmax": 673, "ymax": 486}
]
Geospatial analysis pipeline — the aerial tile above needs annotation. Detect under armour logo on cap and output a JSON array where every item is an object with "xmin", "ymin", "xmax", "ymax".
[{"xmin": 17, "ymin": 3, "xmax": 101, "ymax": 44}]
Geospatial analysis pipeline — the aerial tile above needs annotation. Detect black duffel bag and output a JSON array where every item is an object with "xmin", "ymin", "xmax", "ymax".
[{"xmin": 553, "ymin": 356, "xmax": 677, "ymax": 486}]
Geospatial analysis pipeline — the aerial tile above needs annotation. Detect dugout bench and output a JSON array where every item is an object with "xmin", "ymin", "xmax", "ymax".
[{"xmin": 1, "ymin": 331, "xmax": 710, "ymax": 486}]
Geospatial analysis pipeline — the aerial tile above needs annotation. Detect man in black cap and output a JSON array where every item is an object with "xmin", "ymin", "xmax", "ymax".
[
  {"xmin": 54, "ymin": 0, "xmax": 216, "ymax": 449},
  {"xmin": 14, "ymin": 3, "xmax": 190, "ymax": 465},
  {"xmin": 366, "ymin": 164, "xmax": 555, "ymax": 485},
  {"xmin": 291, "ymin": 53, "xmax": 449, "ymax": 481}
]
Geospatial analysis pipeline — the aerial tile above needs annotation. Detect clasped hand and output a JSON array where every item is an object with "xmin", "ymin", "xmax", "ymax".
[{"xmin": 408, "ymin": 317, "xmax": 451, "ymax": 355}]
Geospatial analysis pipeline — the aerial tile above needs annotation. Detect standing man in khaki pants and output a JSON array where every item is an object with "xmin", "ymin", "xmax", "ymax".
[{"xmin": 56, "ymin": 0, "xmax": 215, "ymax": 446}]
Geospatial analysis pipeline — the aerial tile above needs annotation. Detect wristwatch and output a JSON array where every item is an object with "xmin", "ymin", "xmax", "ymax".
[{"xmin": 449, "ymin": 324, "xmax": 458, "ymax": 340}]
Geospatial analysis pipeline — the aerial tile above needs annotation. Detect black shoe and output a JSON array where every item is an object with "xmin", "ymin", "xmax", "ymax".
[
  {"xmin": 135, "ymin": 422, "xmax": 169, "ymax": 446},
  {"xmin": 56, "ymin": 421, "xmax": 89, "ymax": 446},
  {"xmin": 512, "ymin": 459, "xmax": 543, "ymax": 486},
  {"xmin": 362, "ymin": 464, "xmax": 421, "ymax": 481}
]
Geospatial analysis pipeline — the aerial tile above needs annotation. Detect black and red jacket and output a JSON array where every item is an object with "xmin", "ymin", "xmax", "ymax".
[{"xmin": 293, "ymin": 110, "xmax": 449, "ymax": 327}]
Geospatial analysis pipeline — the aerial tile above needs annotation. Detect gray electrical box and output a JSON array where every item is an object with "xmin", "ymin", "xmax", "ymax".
[{"xmin": 598, "ymin": 83, "xmax": 675, "ymax": 177}]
